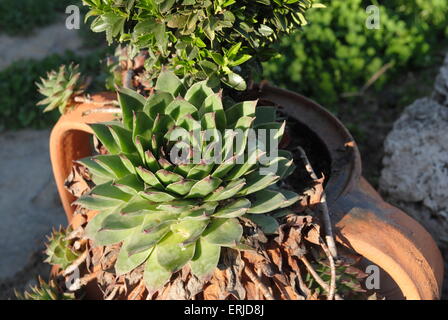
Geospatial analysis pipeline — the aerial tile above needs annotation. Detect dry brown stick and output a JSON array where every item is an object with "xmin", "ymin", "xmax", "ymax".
[
  {"xmin": 244, "ymin": 267, "xmax": 275, "ymax": 300},
  {"xmin": 297, "ymin": 146, "xmax": 338, "ymax": 258}
]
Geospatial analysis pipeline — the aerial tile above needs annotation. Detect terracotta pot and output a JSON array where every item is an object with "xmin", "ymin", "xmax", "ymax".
[{"xmin": 49, "ymin": 86, "xmax": 444, "ymax": 300}]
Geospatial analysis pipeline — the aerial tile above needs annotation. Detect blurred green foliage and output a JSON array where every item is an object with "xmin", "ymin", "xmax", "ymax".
[
  {"xmin": 0, "ymin": 0, "xmax": 74, "ymax": 35},
  {"xmin": 0, "ymin": 49, "xmax": 112, "ymax": 131},
  {"xmin": 263, "ymin": 0, "xmax": 448, "ymax": 105}
]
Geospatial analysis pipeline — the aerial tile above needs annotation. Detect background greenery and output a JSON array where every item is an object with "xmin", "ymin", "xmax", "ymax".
[
  {"xmin": 263, "ymin": 0, "xmax": 448, "ymax": 105},
  {"xmin": 0, "ymin": 49, "xmax": 111, "ymax": 130},
  {"xmin": 0, "ymin": 0, "xmax": 447, "ymax": 131},
  {"xmin": 0, "ymin": 0, "xmax": 74, "ymax": 35}
]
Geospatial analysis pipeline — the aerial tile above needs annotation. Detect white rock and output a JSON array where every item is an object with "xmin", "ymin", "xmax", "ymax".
[
  {"xmin": 433, "ymin": 54, "xmax": 448, "ymax": 106},
  {"xmin": 380, "ymin": 98, "xmax": 448, "ymax": 244}
]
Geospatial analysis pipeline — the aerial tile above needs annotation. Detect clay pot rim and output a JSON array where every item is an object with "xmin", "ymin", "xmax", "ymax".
[{"xmin": 255, "ymin": 83, "xmax": 362, "ymax": 205}]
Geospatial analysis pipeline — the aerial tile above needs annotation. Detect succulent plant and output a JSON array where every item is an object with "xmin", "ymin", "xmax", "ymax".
[
  {"xmin": 76, "ymin": 70, "xmax": 298, "ymax": 291},
  {"xmin": 36, "ymin": 63, "xmax": 86, "ymax": 114},
  {"xmin": 45, "ymin": 227, "xmax": 80, "ymax": 269},
  {"xmin": 16, "ymin": 277, "xmax": 75, "ymax": 300}
]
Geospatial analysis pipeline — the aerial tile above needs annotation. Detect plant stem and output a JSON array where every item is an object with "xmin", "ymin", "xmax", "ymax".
[{"xmin": 297, "ymin": 146, "xmax": 338, "ymax": 258}]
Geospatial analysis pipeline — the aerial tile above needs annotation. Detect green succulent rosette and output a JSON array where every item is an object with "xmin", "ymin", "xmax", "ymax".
[{"xmin": 76, "ymin": 70, "xmax": 298, "ymax": 290}]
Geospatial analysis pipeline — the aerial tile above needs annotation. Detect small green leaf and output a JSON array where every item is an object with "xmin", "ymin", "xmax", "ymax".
[
  {"xmin": 143, "ymin": 248, "xmax": 172, "ymax": 291},
  {"xmin": 185, "ymin": 176, "xmax": 222, "ymax": 198},
  {"xmin": 166, "ymin": 179, "xmax": 197, "ymax": 195},
  {"xmin": 245, "ymin": 214, "xmax": 279, "ymax": 234},
  {"xmin": 139, "ymin": 189, "xmax": 176, "ymax": 202},
  {"xmin": 247, "ymin": 189, "xmax": 286, "ymax": 214},
  {"xmin": 156, "ymin": 232, "xmax": 196, "ymax": 272},
  {"xmin": 118, "ymin": 87, "xmax": 146, "ymax": 130},
  {"xmin": 184, "ymin": 81, "xmax": 214, "ymax": 108},
  {"xmin": 143, "ymin": 92, "xmax": 174, "ymax": 119},
  {"xmin": 225, "ymin": 100, "xmax": 257, "ymax": 126},
  {"xmin": 136, "ymin": 166, "xmax": 163, "ymax": 189},
  {"xmin": 205, "ymin": 179, "xmax": 246, "ymax": 201},
  {"xmin": 115, "ymin": 245, "xmax": 151, "ymax": 276},
  {"xmin": 90, "ymin": 123, "xmax": 120, "ymax": 154},
  {"xmin": 155, "ymin": 70, "xmax": 185, "ymax": 96},
  {"xmin": 190, "ymin": 239, "xmax": 221, "ymax": 277},
  {"xmin": 213, "ymin": 198, "xmax": 251, "ymax": 218},
  {"xmin": 202, "ymin": 218, "xmax": 242, "ymax": 246}
]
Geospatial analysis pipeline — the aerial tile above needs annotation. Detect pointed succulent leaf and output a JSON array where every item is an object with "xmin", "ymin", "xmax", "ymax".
[
  {"xmin": 155, "ymin": 70, "xmax": 185, "ymax": 96},
  {"xmin": 85, "ymin": 209, "xmax": 134, "ymax": 245},
  {"xmin": 143, "ymin": 248, "xmax": 172, "ymax": 291},
  {"xmin": 190, "ymin": 238, "xmax": 221, "ymax": 277},
  {"xmin": 115, "ymin": 245, "xmax": 151, "ymax": 276},
  {"xmin": 165, "ymin": 99, "xmax": 198, "ymax": 120},
  {"xmin": 76, "ymin": 157, "xmax": 114, "ymax": 181},
  {"xmin": 136, "ymin": 166, "xmax": 163, "ymax": 189},
  {"xmin": 132, "ymin": 111, "xmax": 153, "ymax": 142},
  {"xmin": 113, "ymin": 174, "xmax": 145, "ymax": 194},
  {"xmin": 202, "ymin": 218, "xmax": 243, "ymax": 246},
  {"xmin": 185, "ymin": 176, "xmax": 222, "ymax": 198},
  {"xmin": 156, "ymin": 232, "xmax": 196, "ymax": 272},
  {"xmin": 155, "ymin": 169, "xmax": 183, "ymax": 185},
  {"xmin": 74, "ymin": 195, "xmax": 123, "ymax": 210},
  {"xmin": 205, "ymin": 179, "xmax": 246, "ymax": 201},
  {"xmin": 165, "ymin": 179, "xmax": 197, "ymax": 195},
  {"xmin": 108, "ymin": 124, "xmax": 137, "ymax": 153},
  {"xmin": 213, "ymin": 198, "xmax": 251, "ymax": 218},
  {"xmin": 247, "ymin": 189, "xmax": 287, "ymax": 214},
  {"xmin": 245, "ymin": 214, "xmax": 279, "ymax": 234},
  {"xmin": 238, "ymin": 171, "xmax": 279, "ymax": 196},
  {"xmin": 170, "ymin": 219, "xmax": 210, "ymax": 244},
  {"xmin": 140, "ymin": 189, "xmax": 177, "ymax": 202},
  {"xmin": 200, "ymin": 93, "xmax": 226, "ymax": 130},
  {"xmin": 279, "ymin": 189, "xmax": 300, "ymax": 208},
  {"xmin": 118, "ymin": 87, "xmax": 146, "ymax": 130},
  {"xmin": 94, "ymin": 154, "xmax": 132, "ymax": 179},
  {"xmin": 90, "ymin": 123, "xmax": 120, "ymax": 154},
  {"xmin": 225, "ymin": 100, "xmax": 257, "ymax": 126},
  {"xmin": 143, "ymin": 150, "xmax": 160, "ymax": 172},
  {"xmin": 185, "ymin": 80, "xmax": 214, "ymax": 108},
  {"xmin": 143, "ymin": 92, "xmax": 174, "ymax": 119},
  {"xmin": 187, "ymin": 162, "xmax": 214, "ymax": 180},
  {"xmin": 100, "ymin": 213, "xmax": 145, "ymax": 231}
]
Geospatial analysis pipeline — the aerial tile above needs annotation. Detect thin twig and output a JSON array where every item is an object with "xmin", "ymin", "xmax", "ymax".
[
  {"xmin": 63, "ymin": 250, "xmax": 88, "ymax": 276},
  {"xmin": 297, "ymin": 146, "xmax": 338, "ymax": 258},
  {"xmin": 299, "ymin": 255, "xmax": 343, "ymax": 300},
  {"xmin": 244, "ymin": 267, "xmax": 275, "ymax": 300},
  {"xmin": 342, "ymin": 62, "xmax": 395, "ymax": 97},
  {"xmin": 317, "ymin": 234, "xmax": 337, "ymax": 300}
]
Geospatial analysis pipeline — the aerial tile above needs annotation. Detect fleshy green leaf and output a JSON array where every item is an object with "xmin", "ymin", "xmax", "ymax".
[
  {"xmin": 156, "ymin": 232, "xmax": 196, "ymax": 272},
  {"xmin": 213, "ymin": 198, "xmax": 251, "ymax": 218},
  {"xmin": 118, "ymin": 87, "xmax": 146, "ymax": 130},
  {"xmin": 190, "ymin": 238, "xmax": 221, "ymax": 277},
  {"xmin": 247, "ymin": 189, "xmax": 286, "ymax": 214},
  {"xmin": 202, "ymin": 218, "xmax": 242, "ymax": 246}
]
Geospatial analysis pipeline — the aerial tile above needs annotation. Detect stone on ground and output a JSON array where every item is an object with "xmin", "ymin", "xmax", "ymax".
[{"xmin": 380, "ymin": 55, "xmax": 448, "ymax": 248}]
